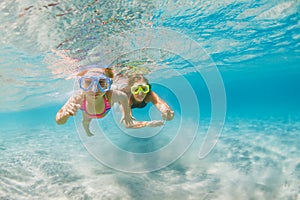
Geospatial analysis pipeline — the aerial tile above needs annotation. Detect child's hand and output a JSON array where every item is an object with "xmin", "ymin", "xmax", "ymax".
[
  {"xmin": 65, "ymin": 103, "xmax": 81, "ymax": 116},
  {"xmin": 56, "ymin": 95, "xmax": 82, "ymax": 125},
  {"xmin": 162, "ymin": 110, "xmax": 174, "ymax": 121},
  {"xmin": 147, "ymin": 120, "xmax": 165, "ymax": 127},
  {"xmin": 120, "ymin": 115, "xmax": 135, "ymax": 126}
]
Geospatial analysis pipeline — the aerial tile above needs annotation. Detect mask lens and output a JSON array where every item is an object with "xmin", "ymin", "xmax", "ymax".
[
  {"xmin": 80, "ymin": 77, "xmax": 94, "ymax": 90},
  {"xmin": 99, "ymin": 79, "xmax": 109, "ymax": 89},
  {"xmin": 141, "ymin": 85, "xmax": 149, "ymax": 93},
  {"xmin": 131, "ymin": 86, "xmax": 140, "ymax": 94}
]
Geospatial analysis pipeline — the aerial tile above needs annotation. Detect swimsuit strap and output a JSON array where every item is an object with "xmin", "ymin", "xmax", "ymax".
[
  {"xmin": 81, "ymin": 94, "xmax": 111, "ymax": 118},
  {"xmin": 81, "ymin": 96, "xmax": 87, "ymax": 111},
  {"xmin": 103, "ymin": 94, "xmax": 111, "ymax": 111}
]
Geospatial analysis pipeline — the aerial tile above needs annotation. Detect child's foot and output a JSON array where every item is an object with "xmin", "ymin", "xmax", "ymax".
[{"xmin": 86, "ymin": 131, "xmax": 94, "ymax": 137}]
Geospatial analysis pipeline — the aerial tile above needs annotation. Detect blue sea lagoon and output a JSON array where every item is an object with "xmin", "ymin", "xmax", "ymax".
[{"xmin": 0, "ymin": 0, "xmax": 299, "ymax": 199}]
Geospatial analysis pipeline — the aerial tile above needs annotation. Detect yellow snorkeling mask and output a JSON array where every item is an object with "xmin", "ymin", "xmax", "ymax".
[{"xmin": 130, "ymin": 84, "xmax": 150, "ymax": 94}]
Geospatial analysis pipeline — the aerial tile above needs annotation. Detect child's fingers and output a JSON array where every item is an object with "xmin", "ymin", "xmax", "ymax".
[
  {"xmin": 162, "ymin": 113, "xmax": 168, "ymax": 120},
  {"xmin": 69, "ymin": 103, "xmax": 81, "ymax": 109},
  {"xmin": 66, "ymin": 109, "xmax": 76, "ymax": 116},
  {"xmin": 131, "ymin": 116, "xmax": 136, "ymax": 121},
  {"xmin": 65, "ymin": 103, "xmax": 81, "ymax": 116},
  {"xmin": 74, "ymin": 103, "xmax": 81, "ymax": 109},
  {"xmin": 125, "ymin": 117, "xmax": 134, "ymax": 126},
  {"xmin": 162, "ymin": 110, "xmax": 174, "ymax": 120}
]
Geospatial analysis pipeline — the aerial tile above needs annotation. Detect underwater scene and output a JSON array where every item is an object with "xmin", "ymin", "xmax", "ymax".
[{"xmin": 0, "ymin": 0, "xmax": 299, "ymax": 199}]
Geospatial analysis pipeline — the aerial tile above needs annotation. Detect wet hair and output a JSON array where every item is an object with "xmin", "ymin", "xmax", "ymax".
[
  {"xmin": 78, "ymin": 67, "xmax": 114, "ymax": 78},
  {"xmin": 103, "ymin": 68, "xmax": 114, "ymax": 78},
  {"xmin": 128, "ymin": 74, "xmax": 149, "ymax": 87}
]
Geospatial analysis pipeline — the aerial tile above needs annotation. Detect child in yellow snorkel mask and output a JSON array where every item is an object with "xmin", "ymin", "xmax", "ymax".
[{"xmin": 120, "ymin": 73, "xmax": 174, "ymax": 128}]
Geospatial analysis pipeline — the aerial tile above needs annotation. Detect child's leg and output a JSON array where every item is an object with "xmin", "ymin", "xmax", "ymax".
[{"xmin": 82, "ymin": 113, "xmax": 93, "ymax": 136}]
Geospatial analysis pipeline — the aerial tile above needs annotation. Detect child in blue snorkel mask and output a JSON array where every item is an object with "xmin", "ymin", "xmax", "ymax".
[{"xmin": 56, "ymin": 68, "xmax": 134, "ymax": 136}]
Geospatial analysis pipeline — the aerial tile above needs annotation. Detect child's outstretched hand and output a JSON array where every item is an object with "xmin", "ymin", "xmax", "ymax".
[
  {"xmin": 64, "ymin": 102, "xmax": 81, "ymax": 116},
  {"xmin": 56, "ymin": 101, "xmax": 81, "ymax": 125},
  {"xmin": 162, "ymin": 110, "xmax": 174, "ymax": 121},
  {"xmin": 120, "ymin": 115, "xmax": 135, "ymax": 127}
]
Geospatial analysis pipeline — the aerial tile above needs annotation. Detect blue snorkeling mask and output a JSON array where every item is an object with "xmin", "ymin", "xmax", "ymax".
[{"xmin": 79, "ymin": 74, "xmax": 112, "ymax": 93}]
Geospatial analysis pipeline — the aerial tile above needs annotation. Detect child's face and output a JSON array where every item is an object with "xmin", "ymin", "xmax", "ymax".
[
  {"xmin": 131, "ymin": 80, "xmax": 149, "ymax": 102},
  {"xmin": 84, "ymin": 79, "xmax": 107, "ymax": 97},
  {"xmin": 85, "ymin": 84, "xmax": 102, "ymax": 96},
  {"xmin": 80, "ymin": 72, "xmax": 111, "ymax": 98}
]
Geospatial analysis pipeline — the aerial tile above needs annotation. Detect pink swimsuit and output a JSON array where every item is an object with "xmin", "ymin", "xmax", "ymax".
[{"xmin": 81, "ymin": 94, "xmax": 111, "ymax": 118}]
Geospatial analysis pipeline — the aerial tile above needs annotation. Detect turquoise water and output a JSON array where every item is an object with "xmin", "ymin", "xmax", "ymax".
[{"xmin": 1, "ymin": 0, "xmax": 300, "ymax": 199}]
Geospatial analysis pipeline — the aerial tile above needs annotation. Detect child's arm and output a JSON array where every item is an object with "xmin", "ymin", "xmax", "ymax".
[
  {"xmin": 109, "ymin": 90, "xmax": 134, "ymax": 127},
  {"xmin": 126, "ymin": 120, "xmax": 164, "ymax": 129},
  {"xmin": 125, "ymin": 93, "xmax": 165, "ymax": 129},
  {"xmin": 109, "ymin": 90, "xmax": 165, "ymax": 129},
  {"xmin": 82, "ymin": 112, "xmax": 93, "ymax": 137},
  {"xmin": 148, "ymin": 91, "xmax": 174, "ymax": 121},
  {"xmin": 56, "ymin": 94, "xmax": 82, "ymax": 124}
]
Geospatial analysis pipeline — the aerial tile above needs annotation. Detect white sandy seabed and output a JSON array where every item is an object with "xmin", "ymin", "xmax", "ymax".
[{"xmin": 0, "ymin": 116, "xmax": 299, "ymax": 200}]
